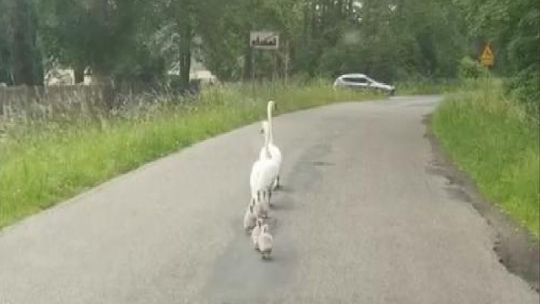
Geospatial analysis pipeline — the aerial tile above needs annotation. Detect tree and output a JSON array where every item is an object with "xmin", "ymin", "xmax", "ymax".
[
  {"xmin": 0, "ymin": 0, "xmax": 531, "ymax": 98},
  {"xmin": 457, "ymin": 0, "xmax": 540, "ymax": 105},
  {"xmin": 37, "ymin": 0, "xmax": 163, "ymax": 83},
  {"xmin": 1, "ymin": 0, "xmax": 43, "ymax": 85},
  {"xmin": 0, "ymin": 0, "xmax": 12, "ymax": 84}
]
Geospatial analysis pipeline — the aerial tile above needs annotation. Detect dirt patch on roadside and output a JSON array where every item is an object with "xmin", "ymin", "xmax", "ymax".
[{"xmin": 423, "ymin": 114, "xmax": 539, "ymax": 293}]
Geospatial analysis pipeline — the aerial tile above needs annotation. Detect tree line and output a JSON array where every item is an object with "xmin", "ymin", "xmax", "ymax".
[{"xmin": 0, "ymin": 0, "xmax": 538, "ymax": 103}]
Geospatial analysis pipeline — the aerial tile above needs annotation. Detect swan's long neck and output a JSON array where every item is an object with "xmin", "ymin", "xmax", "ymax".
[
  {"xmin": 264, "ymin": 121, "xmax": 271, "ymax": 158},
  {"xmin": 266, "ymin": 102, "xmax": 274, "ymax": 144}
]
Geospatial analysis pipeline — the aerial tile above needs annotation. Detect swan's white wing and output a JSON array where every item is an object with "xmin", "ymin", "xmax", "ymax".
[
  {"xmin": 259, "ymin": 144, "xmax": 282, "ymax": 166},
  {"xmin": 250, "ymin": 160, "xmax": 263, "ymax": 196},
  {"xmin": 255, "ymin": 159, "xmax": 279, "ymax": 190}
]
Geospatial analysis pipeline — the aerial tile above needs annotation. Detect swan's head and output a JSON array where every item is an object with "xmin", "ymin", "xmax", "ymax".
[
  {"xmin": 267, "ymin": 100, "xmax": 277, "ymax": 112},
  {"xmin": 262, "ymin": 224, "xmax": 270, "ymax": 233},
  {"xmin": 256, "ymin": 218, "xmax": 263, "ymax": 228}
]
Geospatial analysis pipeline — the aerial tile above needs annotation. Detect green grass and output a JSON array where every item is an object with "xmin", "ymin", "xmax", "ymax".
[
  {"xmin": 396, "ymin": 79, "xmax": 462, "ymax": 95},
  {"xmin": 395, "ymin": 78, "xmax": 499, "ymax": 95},
  {"xmin": 433, "ymin": 79, "xmax": 540, "ymax": 238},
  {"xmin": 0, "ymin": 80, "xmax": 378, "ymax": 229}
]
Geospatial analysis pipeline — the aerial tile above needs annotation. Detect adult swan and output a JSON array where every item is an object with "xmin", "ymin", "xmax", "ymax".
[{"xmin": 259, "ymin": 101, "xmax": 282, "ymax": 189}]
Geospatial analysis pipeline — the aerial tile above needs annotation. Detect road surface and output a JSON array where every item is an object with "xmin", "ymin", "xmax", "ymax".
[{"xmin": 0, "ymin": 96, "xmax": 537, "ymax": 304}]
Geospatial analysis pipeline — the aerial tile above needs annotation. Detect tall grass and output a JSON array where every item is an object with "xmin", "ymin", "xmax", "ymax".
[
  {"xmin": 433, "ymin": 79, "xmax": 539, "ymax": 238},
  {"xmin": 396, "ymin": 79, "xmax": 463, "ymax": 95},
  {"xmin": 0, "ymin": 80, "xmax": 377, "ymax": 229},
  {"xmin": 396, "ymin": 78, "xmax": 507, "ymax": 95}
]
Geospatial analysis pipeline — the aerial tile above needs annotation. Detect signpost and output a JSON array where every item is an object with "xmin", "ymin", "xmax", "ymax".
[
  {"xmin": 249, "ymin": 31, "xmax": 280, "ymax": 95},
  {"xmin": 479, "ymin": 43, "xmax": 494, "ymax": 67},
  {"xmin": 250, "ymin": 31, "xmax": 279, "ymax": 50}
]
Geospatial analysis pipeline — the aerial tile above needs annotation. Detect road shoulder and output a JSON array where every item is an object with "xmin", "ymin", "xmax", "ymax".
[{"xmin": 424, "ymin": 114, "xmax": 539, "ymax": 292}]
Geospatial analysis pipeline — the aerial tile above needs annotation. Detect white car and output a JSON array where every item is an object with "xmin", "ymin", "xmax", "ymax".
[{"xmin": 333, "ymin": 73, "xmax": 395, "ymax": 95}]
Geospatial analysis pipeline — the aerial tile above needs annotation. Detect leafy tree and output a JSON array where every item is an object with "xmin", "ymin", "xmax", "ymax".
[
  {"xmin": 457, "ymin": 0, "xmax": 539, "ymax": 105},
  {"xmin": 0, "ymin": 0, "xmax": 12, "ymax": 84},
  {"xmin": 0, "ymin": 0, "xmax": 535, "ymax": 104},
  {"xmin": 1, "ymin": 0, "xmax": 43, "ymax": 85},
  {"xmin": 37, "ymin": 0, "xmax": 163, "ymax": 83}
]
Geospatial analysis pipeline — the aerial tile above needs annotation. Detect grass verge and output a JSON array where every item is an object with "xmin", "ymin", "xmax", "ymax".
[
  {"xmin": 395, "ymin": 78, "xmax": 502, "ymax": 95},
  {"xmin": 0, "ymin": 80, "xmax": 377, "ymax": 229},
  {"xmin": 396, "ymin": 79, "xmax": 462, "ymax": 95},
  {"xmin": 433, "ymin": 79, "xmax": 539, "ymax": 239}
]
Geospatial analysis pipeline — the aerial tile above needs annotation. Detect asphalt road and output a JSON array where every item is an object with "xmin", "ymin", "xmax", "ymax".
[{"xmin": 0, "ymin": 96, "xmax": 537, "ymax": 304}]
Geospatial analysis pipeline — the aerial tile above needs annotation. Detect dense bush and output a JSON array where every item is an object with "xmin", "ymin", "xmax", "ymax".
[{"xmin": 458, "ymin": 56, "xmax": 489, "ymax": 79}]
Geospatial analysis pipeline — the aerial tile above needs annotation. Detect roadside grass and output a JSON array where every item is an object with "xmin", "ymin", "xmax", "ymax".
[
  {"xmin": 0, "ymin": 80, "xmax": 377, "ymax": 229},
  {"xmin": 396, "ymin": 79, "xmax": 462, "ymax": 95},
  {"xmin": 396, "ymin": 77, "xmax": 515, "ymax": 96},
  {"xmin": 433, "ymin": 78, "xmax": 540, "ymax": 239}
]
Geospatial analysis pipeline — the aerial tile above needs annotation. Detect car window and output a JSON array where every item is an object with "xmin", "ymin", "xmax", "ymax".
[{"xmin": 342, "ymin": 77, "xmax": 367, "ymax": 84}]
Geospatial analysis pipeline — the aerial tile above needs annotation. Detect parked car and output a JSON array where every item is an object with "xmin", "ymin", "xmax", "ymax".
[{"xmin": 333, "ymin": 73, "xmax": 395, "ymax": 95}]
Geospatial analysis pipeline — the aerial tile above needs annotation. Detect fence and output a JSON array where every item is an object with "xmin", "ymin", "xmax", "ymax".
[
  {"xmin": 0, "ymin": 85, "xmax": 112, "ymax": 119},
  {"xmin": 0, "ymin": 82, "xmax": 175, "ymax": 121}
]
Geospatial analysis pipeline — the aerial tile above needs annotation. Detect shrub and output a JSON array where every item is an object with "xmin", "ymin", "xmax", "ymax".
[{"xmin": 458, "ymin": 56, "xmax": 489, "ymax": 79}]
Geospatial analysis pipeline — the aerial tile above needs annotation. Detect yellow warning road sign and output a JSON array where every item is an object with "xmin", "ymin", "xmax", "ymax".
[{"xmin": 480, "ymin": 44, "xmax": 494, "ymax": 67}]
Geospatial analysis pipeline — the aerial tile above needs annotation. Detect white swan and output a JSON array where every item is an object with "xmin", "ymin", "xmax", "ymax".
[
  {"xmin": 249, "ymin": 103, "xmax": 279, "ymax": 209},
  {"xmin": 259, "ymin": 101, "xmax": 282, "ymax": 189},
  {"xmin": 257, "ymin": 224, "xmax": 273, "ymax": 259},
  {"xmin": 249, "ymin": 153, "xmax": 278, "ymax": 211}
]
